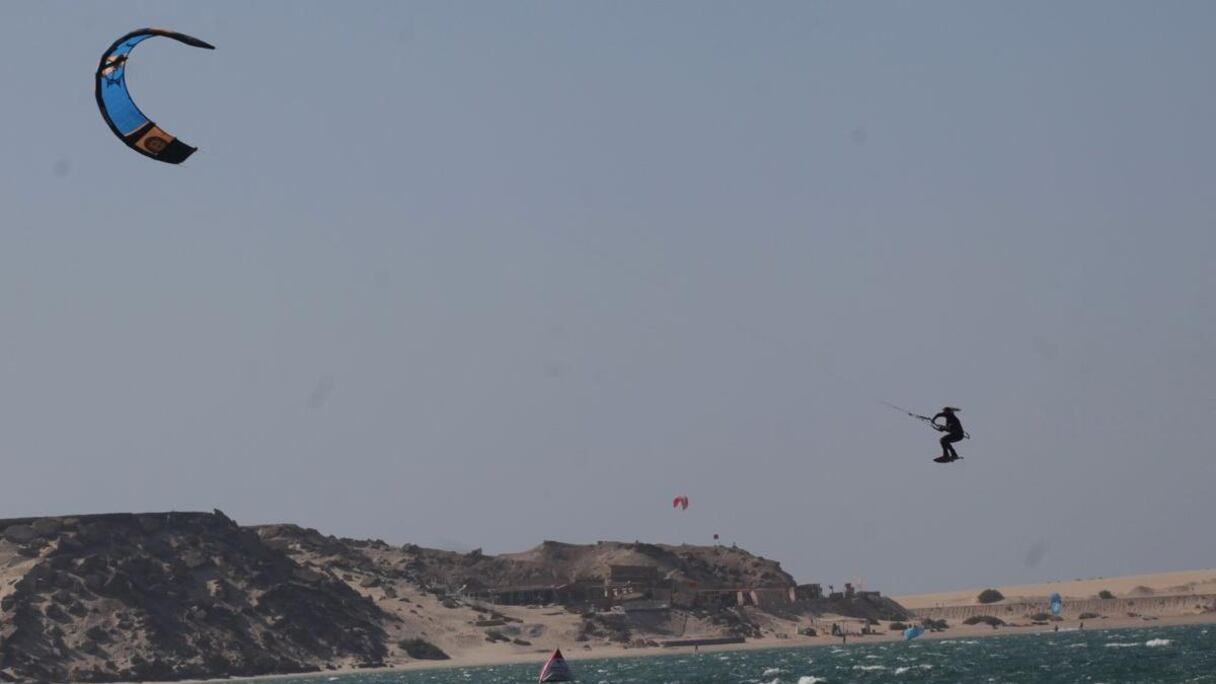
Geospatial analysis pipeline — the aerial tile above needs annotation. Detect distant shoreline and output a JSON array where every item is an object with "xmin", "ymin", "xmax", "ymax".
[
  {"xmin": 8, "ymin": 515, "xmax": 1212, "ymax": 683},
  {"xmin": 895, "ymin": 567, "xmax": 1216, "ymax": 609},
  {"xmin": 148, "ymin": 612, "xmax": 1216, "ymax": 684}
]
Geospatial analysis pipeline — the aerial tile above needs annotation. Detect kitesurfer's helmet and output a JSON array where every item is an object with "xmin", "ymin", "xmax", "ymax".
[{"xmin": 942, "ymin": 406, "xmax": 960, "ymax": 413}]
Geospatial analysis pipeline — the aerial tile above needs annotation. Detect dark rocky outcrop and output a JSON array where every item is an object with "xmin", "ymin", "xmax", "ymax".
[
  {"xmin": 396, "ymin": 638, "xmax": 448, "ymax": 660},
  {"xmin": 0, "ymin": 512, "xmax": 386, "ymax": 682}
]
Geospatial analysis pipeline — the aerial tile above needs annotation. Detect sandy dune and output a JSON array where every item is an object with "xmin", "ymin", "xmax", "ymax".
[{"xmin": 896, "ymin": 568, "xmax": 1216, "ymax": 609}]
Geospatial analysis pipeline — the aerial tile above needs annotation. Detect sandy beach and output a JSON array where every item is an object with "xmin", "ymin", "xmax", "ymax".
[
  {"xmin": 160, "ymin": 608, "xmax": 1216, "ymax": 684},
  {"xmin": 153, "ymin": 568, "xmax": 1216, "ymax": 683}
]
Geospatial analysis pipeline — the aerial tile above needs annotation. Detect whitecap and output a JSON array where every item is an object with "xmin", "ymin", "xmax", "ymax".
[
  {"xmin": 1104, "ymin": 642, "xmax": 1139, "ymax": 648},
  {"xmin": 1145, "ymin": 638, "xmax": 1171, "ymax": 647},
  {"xmin": 852, "ymin": 665, "xmax": 886, "ymax": 671},
  {"xmin": 763, "ymin": 668, "xmax": 783, "ymax": 677},
  {"xmin": 797, "ymin": 677, "xmax": 827, "ymax": 684}
]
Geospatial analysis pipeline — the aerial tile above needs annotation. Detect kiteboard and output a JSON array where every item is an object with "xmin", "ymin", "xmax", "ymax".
[
  {"xmin": 932, "ymin": 455, "xmax": 963, "ymax": 464},
  {"xmin": 539, "ymin": 648, "xmax": 573, "ymax": 682}
]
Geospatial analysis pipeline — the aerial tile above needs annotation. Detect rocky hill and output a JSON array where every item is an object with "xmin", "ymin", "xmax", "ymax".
[
  {"xmin": 287, "ymin": 534, "xmax": 798, "ymax": 592},
  {"xmin": 1, "ymin": 513, "xmax": 907, "ymax": 683},
  {"xmin": 0, "ymin": 512, "xmax": 386, "ymax": 682}
]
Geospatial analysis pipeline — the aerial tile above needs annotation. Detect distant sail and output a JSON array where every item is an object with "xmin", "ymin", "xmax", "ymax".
[
  {"xmin": 1050, "ymin": 592, "xmax": 1063, "ymax": 616},
  {"xmin": 539, "ymin": 648, "xmax": 573, "ymax": 682},
  {"xmin": 903, "ymin": 625, "xmax": 924, "ymax": 641}
]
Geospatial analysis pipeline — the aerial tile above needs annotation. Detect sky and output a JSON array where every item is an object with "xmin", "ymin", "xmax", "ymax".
[{"xmin": 1, "ymin": 1, "xmax": 1214, "ymax": 595}]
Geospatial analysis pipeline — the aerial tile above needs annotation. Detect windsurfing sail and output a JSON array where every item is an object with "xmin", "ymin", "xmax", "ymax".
[
  {"xmin": 95, "ymin": 28, "xmax": 214, "ymax": 163},
  {"xmin": 903, "ymin": 625, "xmax": 924, "ymax": 641},
  {"xmin": 539, "ymin": 648, "xmax": 573, "ymax": 682},
  {"xmin": 1050, "ymin": 592, "xmax": 1063, "ymax": 616}
]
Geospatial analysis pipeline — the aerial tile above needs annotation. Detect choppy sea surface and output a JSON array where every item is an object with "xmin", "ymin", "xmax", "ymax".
[{"xmin": 251, "ymin": 624, "xmax": 1214, "ymax": 684}]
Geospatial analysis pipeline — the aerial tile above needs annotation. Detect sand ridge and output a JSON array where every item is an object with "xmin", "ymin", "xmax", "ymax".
[{"xmin": 896, "ymin": 568, "xmax": 1216, "ymax": 609}]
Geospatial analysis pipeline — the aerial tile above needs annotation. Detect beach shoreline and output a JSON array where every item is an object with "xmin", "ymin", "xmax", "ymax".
[{"xmin": 148, "ymin": 611, "xmax": 1216, "ymax": 684}]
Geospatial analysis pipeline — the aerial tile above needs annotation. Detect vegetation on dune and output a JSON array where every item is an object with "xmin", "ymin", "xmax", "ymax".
[
  {"xmin": 977, "ymin": 589, "xmax": 1005, "ymax": 604},
  {"xmin": 921, "ymin": 618, "xmax": 949, "ymax": 631},
  {"xmin": 397, "ymin": 639, "xmax": 449, "ymax": 660}
]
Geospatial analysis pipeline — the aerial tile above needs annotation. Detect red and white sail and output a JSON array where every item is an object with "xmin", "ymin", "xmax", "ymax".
[{"xmin": 538, "ymin": 648, "xmax": 573, "ymax": 682}]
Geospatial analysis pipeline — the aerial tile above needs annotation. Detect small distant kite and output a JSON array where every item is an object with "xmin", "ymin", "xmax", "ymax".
[
  {"xmin": 672, "ymin": 495, "xmax": 689, "ymax": 511},
  {"xmin": 95, "ymin": 28, "xmax": 214, "ymax": 163}
]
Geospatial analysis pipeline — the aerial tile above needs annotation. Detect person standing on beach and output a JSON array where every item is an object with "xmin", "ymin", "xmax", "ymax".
[{"xmin": 932, "ymin": 407, "xmax": 965, "ymax": 463}]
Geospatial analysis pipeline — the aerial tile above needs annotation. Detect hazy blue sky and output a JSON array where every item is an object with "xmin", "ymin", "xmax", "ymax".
[{"xmin": 2, "ymin": 1, "xmax": 1214, "ymax": 594}]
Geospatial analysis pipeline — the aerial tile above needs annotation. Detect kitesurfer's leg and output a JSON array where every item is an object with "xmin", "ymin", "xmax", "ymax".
[{"xmin": 943, "ymin": 433, "xmax": 963, "ymax": 461}]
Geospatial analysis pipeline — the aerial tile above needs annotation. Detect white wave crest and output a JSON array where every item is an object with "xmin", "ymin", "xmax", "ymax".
[{"xmin": 1146, "ymin": 638, "xmax": 1171, "ymax": 647}]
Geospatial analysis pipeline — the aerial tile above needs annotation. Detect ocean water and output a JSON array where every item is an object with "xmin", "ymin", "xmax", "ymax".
[{"xmin": 256, "ymin": 624, "xmax": 1215, "ymax": 684}]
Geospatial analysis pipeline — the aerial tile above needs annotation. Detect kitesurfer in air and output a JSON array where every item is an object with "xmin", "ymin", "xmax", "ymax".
[{"xmin": 932, "ymin": 406, "xmax": 964, "ymax": 463}]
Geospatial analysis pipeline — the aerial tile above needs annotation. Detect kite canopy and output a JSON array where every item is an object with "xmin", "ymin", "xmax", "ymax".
[
  {"xmin": 95, "ymin": 28, "xmax": 214, "ymax": 164},
  {"xmin": 672, "ymin": 495, "xmax": 689, "ymax": 511}
]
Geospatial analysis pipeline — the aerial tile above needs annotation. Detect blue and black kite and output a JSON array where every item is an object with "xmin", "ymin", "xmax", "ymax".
[{"xmin": 95, "ymin": 28, "xmax": 214, "ymax": 164}]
